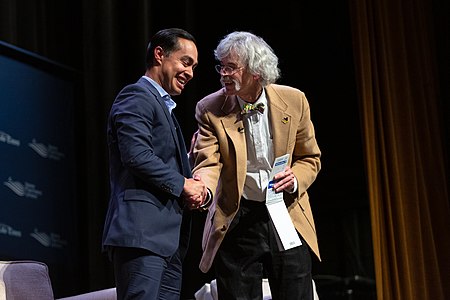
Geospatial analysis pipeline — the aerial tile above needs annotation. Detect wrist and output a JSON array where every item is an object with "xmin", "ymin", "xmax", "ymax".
[{"xmin": 198, "ymin": 189, "xmax": 212, "ymax": 211}]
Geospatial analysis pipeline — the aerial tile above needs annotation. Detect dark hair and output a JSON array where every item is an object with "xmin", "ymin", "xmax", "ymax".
[{"xmin": 145, "ymin": 28, "xmax": 196, "ymax": 68}]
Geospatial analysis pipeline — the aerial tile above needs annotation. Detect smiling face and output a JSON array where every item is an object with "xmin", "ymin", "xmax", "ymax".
[
  {"xmin": 218, "ymin": 52, "xmax": 262, "ymax": 103},
  {"xmin": 148, "ymin": 37, "xmax": 198, "ymax": 96}
]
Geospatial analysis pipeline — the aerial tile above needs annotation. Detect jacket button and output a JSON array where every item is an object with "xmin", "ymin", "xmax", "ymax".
[{"xmin": 220, "ymin": 225, "xmax": 227, "ymax": 231}]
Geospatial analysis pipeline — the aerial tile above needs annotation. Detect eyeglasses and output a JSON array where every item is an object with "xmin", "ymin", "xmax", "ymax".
[{"xmin": 214, "ymin": 64, "xmax": 244, "ymax": 75}]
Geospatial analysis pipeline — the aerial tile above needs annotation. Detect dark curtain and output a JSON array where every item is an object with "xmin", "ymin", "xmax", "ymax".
[{"xmin": 349, "ymin": 0, "xmax": 450, "ymax": 299}]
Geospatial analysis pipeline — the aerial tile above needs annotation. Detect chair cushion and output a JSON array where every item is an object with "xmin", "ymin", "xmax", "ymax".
[{"xmin": 0, "ymin": 260, "xmax": 54, "ymax": 300}]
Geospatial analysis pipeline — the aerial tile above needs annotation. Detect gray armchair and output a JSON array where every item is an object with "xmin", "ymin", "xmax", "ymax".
[{"xmin": 0, "ymin": 260, "xmax": 116, "ymax": 300}]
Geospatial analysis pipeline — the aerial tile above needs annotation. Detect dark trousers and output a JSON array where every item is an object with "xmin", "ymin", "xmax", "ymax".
[
  {"xmin": 110, "ymin": 247, "xmax": 182, "ymax": 300},
  {"xmin": 215, "ymin": 199, "xmax": 313, "ymax": 300}
]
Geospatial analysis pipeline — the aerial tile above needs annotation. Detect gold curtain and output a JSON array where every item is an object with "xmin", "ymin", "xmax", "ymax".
[{"xmin": 349, "ymin": 0, "xmax": 450, "ymax": 299}]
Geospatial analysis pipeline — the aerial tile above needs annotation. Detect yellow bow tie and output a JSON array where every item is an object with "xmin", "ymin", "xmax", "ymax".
[{"xmin": 241, "ymin": 102, "xmax": 265, "ymax": 115}]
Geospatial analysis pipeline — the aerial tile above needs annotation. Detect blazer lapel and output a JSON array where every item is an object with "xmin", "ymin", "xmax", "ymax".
[
  {"xmin": 221, "ymin": 95, "xmax": 247, "ymax": 186},
  {"xmin": 138, "ymin": 78, "xmax": 190, "ymax": 176},
  {"xmin": 266, "ymin": 86, "xmax": 293, "ymax": 159},
  {"xmin": 171, "ymin": 112, "xmax": 191, "ymax": 177}
]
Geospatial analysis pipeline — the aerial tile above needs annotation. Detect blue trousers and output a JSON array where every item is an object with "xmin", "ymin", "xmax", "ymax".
[{"xmin": 111, "ymin": 247, "xmax": 182, "ymax": 300}]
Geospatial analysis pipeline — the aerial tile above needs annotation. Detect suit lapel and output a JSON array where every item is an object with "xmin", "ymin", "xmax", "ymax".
[
  {"xmin": 171, "ymin": 112, "xmax": 191, "ymax": 177},
  {"xmin": 266, "ymin": 86, "xmax": 293, "ymax": 159},
  {"xmin": 138, "ymin": 78, "xmax": 191, "ymax": 177},
  {"xmin": 218, "ymin": 89, "xmax": 293, "ymax": 173},
  {"xmin": 221, "ymin": 95, "xmax": 247, "ymax": 187},
  {"xmin": 217, "ymin": 88, "xmax": 294, "ymax": 186}
]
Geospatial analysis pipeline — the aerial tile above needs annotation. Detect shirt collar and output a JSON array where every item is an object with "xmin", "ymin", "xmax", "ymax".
[{"xmin": 142, "ymin": 76, "xmax": 177, "ymax": 113}]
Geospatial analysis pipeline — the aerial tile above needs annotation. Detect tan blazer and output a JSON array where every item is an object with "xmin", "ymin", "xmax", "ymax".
[{"xmin": 192, "ymin": 84, "xmax": 322, "ymax": 273}]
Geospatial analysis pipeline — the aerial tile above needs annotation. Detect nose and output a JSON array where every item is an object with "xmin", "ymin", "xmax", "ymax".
[{"xmin": 185, "ymin": 67, "xmax": 194, "ymax": 80}]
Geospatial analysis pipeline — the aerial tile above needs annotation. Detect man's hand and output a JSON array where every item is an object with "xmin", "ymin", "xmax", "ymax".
[
  {"xmin": 182, "ymin": 174, "xmax": 207, "ymax": 210},
  {"xmin": 272, "ymin": 166, "xmax": 297, "ymax": 193}
]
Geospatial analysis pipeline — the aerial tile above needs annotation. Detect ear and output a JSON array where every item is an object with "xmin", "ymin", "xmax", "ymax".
[{"xmin": 154, "ymin": 46, "xmax": 164, "ymax": 64}]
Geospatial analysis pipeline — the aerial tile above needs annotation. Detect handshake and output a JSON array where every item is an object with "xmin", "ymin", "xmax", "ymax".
[{"xmin": 182, "ymin": 174, "xmax": 210, "ymax": 211}]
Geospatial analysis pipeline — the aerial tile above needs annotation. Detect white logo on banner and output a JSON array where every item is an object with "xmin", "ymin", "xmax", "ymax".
[
  {"xmin": 3, "ymin": 177, "xmax": 43, "ymax": 198},
  {"xmin": 0, "ymin": 223, "xmax": 22, "ymax": 237},
  {"xmin": 28, "ymin": 139, "xmax": 65, "ymax": 160},
  {"xmin": 30, "ymin": 228, "xmax": 68, "ymax": 248},
  {"xmin": 0, "ymin": 131, "xmax": 20, "ymax": 146}
]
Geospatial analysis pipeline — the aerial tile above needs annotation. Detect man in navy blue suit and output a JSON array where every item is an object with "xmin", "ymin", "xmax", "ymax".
[{"xmin": 102, "ymin": 28, "xmax": 208, "ymax": 300}]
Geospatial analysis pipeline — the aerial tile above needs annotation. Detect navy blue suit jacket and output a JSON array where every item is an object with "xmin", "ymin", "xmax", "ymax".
[{"xmin": 102, "ymin": 77, "xmax": 192, "ymax": 258}]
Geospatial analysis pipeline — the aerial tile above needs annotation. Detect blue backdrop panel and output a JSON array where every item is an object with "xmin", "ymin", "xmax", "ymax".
[{"xmin": 0, "ymin": 41, "xmax": 80, "ymax": 296}]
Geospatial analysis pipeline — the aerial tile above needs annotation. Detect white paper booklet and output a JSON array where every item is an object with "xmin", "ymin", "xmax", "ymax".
[{"xmin": 266, "ymin": 154, "xmax": 302, "ymax": 251}]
